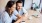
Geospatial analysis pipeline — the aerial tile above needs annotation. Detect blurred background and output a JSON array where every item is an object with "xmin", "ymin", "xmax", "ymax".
[
  {"xmin": 0, "ymin": 0, "xmax": 42, "ymax": 23},
  {"xmin": 0, "ymin": 0, "xmax": 42, "ymax": 12}
]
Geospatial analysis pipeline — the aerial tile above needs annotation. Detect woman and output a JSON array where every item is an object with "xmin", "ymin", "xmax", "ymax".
[{"xmin": 2, "ymin": 1, "xmax": 20, "ymax": 23}]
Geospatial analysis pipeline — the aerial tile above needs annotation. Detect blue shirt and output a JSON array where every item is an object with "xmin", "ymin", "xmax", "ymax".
[
  {"xmin": 16, "ymin": 8, "xmax": 27, "ymax": 16},
  {"xmin": 2, "ymin": 10, "xmax": 18, "ymax": 23},
  {"xmin": 0, "ymin": 12, "xmax": 2, "ymax": 23}
]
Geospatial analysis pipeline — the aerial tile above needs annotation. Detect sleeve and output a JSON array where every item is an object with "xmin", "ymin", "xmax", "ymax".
[
  {"xmin": 14, "ymin": 10, "xmax": 18, "ymax": 16},
  {"xmin": 23, "ymin": 8, "xmax": 28, "ymax": 17},
  {"xmin": 2, "ymin": 12, "xmax": 11, "ymax": 23},
  {"xmin": 12, "ymin": 10, "xmax": 18, "ymax": 20},
  {"xmin": 2, "ymin": 12, "xmax": 6, "ymax": 23},
  {"xmin": 11, "ymin": 15, "xmax": 17, "ymax": 20},
  {"xmin": 0, "ymin": 12, "xmax": 2, "ymax": 23},
  {"xmin": 23, "ymin": 8, "xmax": 27, "ymax": 14}
]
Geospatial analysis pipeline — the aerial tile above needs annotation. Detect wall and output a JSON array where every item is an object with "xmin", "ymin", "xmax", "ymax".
[
  {"xmin": 24, "ymin": 0, "xmax": 40, "ymax": 11},
  {"xmin": 0, "ymin": 0, "xmax": 9, "ymax": 23},
  {"xmin": 0, "ymin": 0, "xmax": 9, "ymax": 12},
  {"xmin": 24, "ymin": 0, "xmax": 32, "ymax": 11},
  {"xmin": 33, "ymin": 0, "xmax": 40, "ymax": 6}
]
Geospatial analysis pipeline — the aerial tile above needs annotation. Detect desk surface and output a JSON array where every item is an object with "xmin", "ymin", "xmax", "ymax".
[
  {"xmin": 25, "ymin": 10, "xmax": 42, "ymax": 23},
  {"xmin": 15, "ymin": 10, "xmax": 42, "ymax": 23}
]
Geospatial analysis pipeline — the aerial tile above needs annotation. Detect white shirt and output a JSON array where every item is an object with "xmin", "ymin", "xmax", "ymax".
[
  {"xmin": 2, "ymin": 10, "xmax": 18, "ymax": 23},
  {"xmin": 16, "ymin": 8, "xmax": 27, "ymax": 15},
  {"xmin": 0, "ymin": 12, "xmax": 2, "ymax": 23}
]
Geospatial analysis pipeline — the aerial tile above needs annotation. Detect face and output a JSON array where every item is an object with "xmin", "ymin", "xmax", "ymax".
[
  {"xmin": 17, "ymin": 3, "xmax": 22, "ymax": 11},
  {"xmin": 9, "ymin": 4, "xmax": 16, "ymax": 12}
]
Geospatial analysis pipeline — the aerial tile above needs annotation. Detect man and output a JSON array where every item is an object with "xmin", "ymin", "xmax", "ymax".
[
  {"xmin": 16, "ymin": 1, "xmax": 28, "ymax": 17},
  {"xmin": 15, "ymin": 1, "xmax": 28, "ymax": 23}
]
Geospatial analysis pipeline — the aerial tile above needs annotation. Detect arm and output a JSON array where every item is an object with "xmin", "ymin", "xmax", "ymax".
[
  {"xmin": 22, "ymin": 12, "xmax": 28, "ymax": 17},
  {"xmin": 2, "ymin": 12, "xmax": 11, "ymax": 23},
  {"xmin": 22, "ymin": 8, "xmax": 28, "ymax": 17},
  {"xmin": 16, "ymin": 14, "xmax": 23, "ymax": 20},
  {"xmin": 15, "ymin": 16, "xmax": 23, "ymax": 23},
  {"xmin": 14, "ymin": 10, "xmax": 22, "ymax": 20}
]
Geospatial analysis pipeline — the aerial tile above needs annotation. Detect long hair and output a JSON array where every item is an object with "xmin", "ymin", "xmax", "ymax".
[
  {"xmin": 5, "ymin": 1, "xmax": 16, "ymax": 16},
  {"xmin": 5, "ymin": 1, "xmax": 16, "ymax": 11}
]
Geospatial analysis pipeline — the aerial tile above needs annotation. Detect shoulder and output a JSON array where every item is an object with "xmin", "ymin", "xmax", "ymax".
[
  {"xmin": 22, "ymin": 8, "xmax": 27, "ymax": 13},
  {"xmin": 3, "ymin": 11, "xmax": 8, "ymax": 15},
  {"xmin": 2, "ymin": 11, "xmax": 9, "ymax": 17},
  {"xmin": 13, "ymin": 10, "xmax": 18, "ymax": 15},
  {"xmin": 22, "ymin": 8, "xmax": 26, "ymax": 11},
  {"xmin": 13, "ymin": 10, "xmax": 18, "ymax": 13}
]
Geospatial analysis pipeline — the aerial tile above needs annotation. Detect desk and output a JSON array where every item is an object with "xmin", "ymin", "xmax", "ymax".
[
  {"xmin": 15, "ymin": 10, "xmax": 42, "ymax": 23},
  {"xmin": 26, "ymin": 10, "xmax": 42, "ymax": 23}
]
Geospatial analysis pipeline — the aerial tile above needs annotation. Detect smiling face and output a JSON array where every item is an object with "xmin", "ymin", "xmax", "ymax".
[
  {"xmin": 16, "ymin": 3, "xmax": 23, "ymax": 11},
  {"xmin": 8, "ymin": 4, "xmax": 16, "ymax": 12}
]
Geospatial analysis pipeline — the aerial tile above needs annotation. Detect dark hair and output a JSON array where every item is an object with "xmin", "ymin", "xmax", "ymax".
[
  {"xmin": 16, "ymin": 1, "xmax": 23, "ymax": 5},
  {"xmin": 5, "ymin": 1, "xmax": 16, "ymax": 11},
  {"xmin": 16, "ymin": 1, "xmax": 23, "ymax": 10},
  {"xmin": 5, "ymin": 1, "xmax": 16, "ymax": 16}
]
